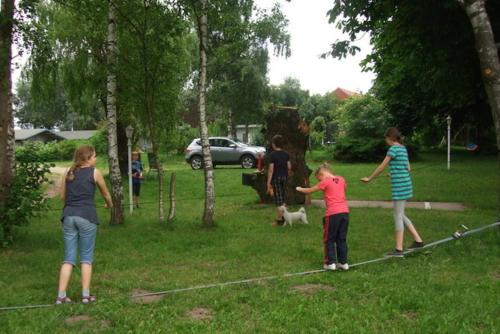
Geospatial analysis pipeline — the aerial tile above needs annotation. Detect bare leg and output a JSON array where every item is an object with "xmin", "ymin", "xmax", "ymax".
[
  {"xmin": 81, "ymin": 263, "xmax": 92, "ymax": 293},
  {"xmin": 405, "ymin": 222, "xmax": 423, "ymax": 242},
  {"xmin": 395, "ymin": 230, "xmax": 404, "ymax": 251},
  {"xmin": 58, "ymin": 263, "xmax": 73, "ymax": 293}
]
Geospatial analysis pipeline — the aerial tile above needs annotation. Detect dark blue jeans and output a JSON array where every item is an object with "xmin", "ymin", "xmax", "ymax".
[{"xmin": 323, "ymin": 213, "xmax": 349, "ymax": 265}]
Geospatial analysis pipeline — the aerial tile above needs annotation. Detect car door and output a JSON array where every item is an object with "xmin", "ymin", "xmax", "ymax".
[
  {"xmin": 209, "ymin": 138, "xmax": 224, "ymax": 162},
  {"xmin": 222, "ymin": 139, "xmax": 241, "ymax": 162}
]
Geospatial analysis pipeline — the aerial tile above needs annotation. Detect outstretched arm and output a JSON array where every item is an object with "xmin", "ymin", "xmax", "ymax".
[
  {"xmin": 296, "ymin": 184, "xmax": 321, "ymax": 194},
  {"xmin": 361, "ymin": 156, "xmax": 392, "ymax": 183},
  {"xmin": 94, "ymin": 169, "xmax": 113, "ymax": 208}
]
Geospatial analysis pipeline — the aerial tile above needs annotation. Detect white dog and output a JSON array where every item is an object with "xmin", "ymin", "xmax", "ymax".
[{"xmin": 278, "ymin": 206, "xmax": 309, "ymax": 226}]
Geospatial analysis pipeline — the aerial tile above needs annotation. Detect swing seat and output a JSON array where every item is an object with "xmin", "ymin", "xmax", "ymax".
[{"xmin": 466, "ymin": 143, "xmax": 478, "ymax": 152}]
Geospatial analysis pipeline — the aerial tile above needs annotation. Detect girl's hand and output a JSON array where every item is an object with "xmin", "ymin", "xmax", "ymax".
[
  {"xmin": 360, "ymin": 177, "xmax": 370, "ymax": 183},
  {"xmin": 104, "ymin": 202, "xmax": 112, "ymax": 209},
  {"xmin": 296, "ymin": 186, "xmax": 303, "ymax": 192}
]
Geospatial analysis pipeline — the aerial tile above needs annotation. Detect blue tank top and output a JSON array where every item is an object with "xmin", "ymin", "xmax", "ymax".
[{"xmin": 61, "ymin": 167, "xmax": 99, "ymax": 225}]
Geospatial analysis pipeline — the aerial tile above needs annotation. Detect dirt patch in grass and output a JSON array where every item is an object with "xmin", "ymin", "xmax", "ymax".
[
  {"xmin": 186, "ymin": 307, "xmax": 213, "ymax": 321},
  {"xmin": 490, "ymin": 271, "xmax": 500, "ymax": 281},
  {"xmin": 130, "ymin": 289, "xmax": 165, "ymax": 304},
  {"xmin": 65, "ymin": 315, "xmax": 93, "ymax": 325},
  {"xmin": 290, "ymin": 283, "xmax": 335, "ymax": 296},
  {"xmin": 65, "ymin": 315, "xmax": 111, "ymax": 331},
  {"xmin": 401, "ymin": 311, "xmax": 419, "ymax": 321}
]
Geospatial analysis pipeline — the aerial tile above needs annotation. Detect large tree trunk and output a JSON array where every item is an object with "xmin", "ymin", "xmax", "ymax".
[
  {"xmin": 106, "ymin": 0, "xmax": 124, "ymax": 225},
  {"xmin": 0, "ymin": 0, "xmax": 15, "ymax": 211},
  {"xmin": 243, "ymin": 107, "xmax": 310, "ymax": 205},
  {"xmin": 463, "ymin": 0, "xmax": 500, "ymax": 152},
  {"xmin": 196, "ymin": 0, "xmax": 215, "ymax": 227}
]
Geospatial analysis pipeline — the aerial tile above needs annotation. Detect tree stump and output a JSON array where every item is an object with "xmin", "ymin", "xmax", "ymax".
[{"xmin": 243, "ymin": 106, "xmax": 310, "ymax": 205}]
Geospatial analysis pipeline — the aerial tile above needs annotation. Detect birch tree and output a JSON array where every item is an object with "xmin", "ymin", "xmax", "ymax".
[
  {"xmin": 461, "ymin": 0, "xmax": 500, "ymax": 152},
  {"xmin": 106, "ymin": 0, "xmax": 124, "ymax": 225},
  {"xmin": 194, "ymin": 0, "xmax": 215, "ymax": 227},
  {"xmin": 0, "ymin": 0, "xmax": 15, "ymax": 211}
]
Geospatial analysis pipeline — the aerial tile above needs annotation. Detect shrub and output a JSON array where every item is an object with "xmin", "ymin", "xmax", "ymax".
[
  {"xmin": 90, "ymin": 129, "xmax": 108, "ymax": 156},
  {"xmin": 16, "ymin": 140, "xmax": 87, "ymax": 162},
  {"xmin": 332, "ymin": 137, "xmax": 387, "ymax": 162},
  {"xmin": 0, "ymin": 158, "xmax": 51, "ymax": 246},
  {"xmin": 332, "ymin": 137, "xmax": 419, "ymax": 162}
]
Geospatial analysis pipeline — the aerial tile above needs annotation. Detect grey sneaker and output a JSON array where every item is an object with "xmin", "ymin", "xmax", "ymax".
[{"xmin": 385, "ymin": 249, "xmax": 405, "ymax": 257}]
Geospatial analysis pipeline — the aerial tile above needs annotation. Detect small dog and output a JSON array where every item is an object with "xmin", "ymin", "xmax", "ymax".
[{"xmin": 278, "ymin": 206, "xmax": 309, "ymax": 226}]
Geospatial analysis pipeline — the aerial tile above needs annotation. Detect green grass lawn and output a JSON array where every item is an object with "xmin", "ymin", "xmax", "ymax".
[{"xmin": 0, "ymin": 151, "xmax": 498, "ymax": 333}]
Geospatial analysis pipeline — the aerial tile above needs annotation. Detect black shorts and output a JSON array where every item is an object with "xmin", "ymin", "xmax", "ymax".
[{"xmin": 132, "ymin": 182, "xmax": 141, "ymax": 196}]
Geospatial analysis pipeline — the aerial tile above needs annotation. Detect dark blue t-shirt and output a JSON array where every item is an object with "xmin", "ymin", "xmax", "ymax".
[{"xmin": 270, "ymin": 150, "xmax": 289, "ymax": 179}]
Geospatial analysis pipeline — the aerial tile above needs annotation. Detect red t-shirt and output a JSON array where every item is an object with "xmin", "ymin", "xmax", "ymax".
[{"xmin": 317, "ymin": 176, "xmax": 349, "ymax": 216}]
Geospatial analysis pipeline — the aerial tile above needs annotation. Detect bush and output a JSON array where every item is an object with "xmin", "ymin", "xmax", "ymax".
[
  {"xmin": 0, "ymin": 158, "xmax": 51, "ymax": 246},
  {"xmin": 90, "ymin": 129, "xmax": 108, "ymax": 156},
  {"xmin": 16, "ymin": 140, "xmax": 85, "ymax": 162},
  {"xmin": 331, "ymin": 137, "xmax": 387, "ymax": 162},
  {"xmin": 332, "ymin": 137, "xmax": 419, "ymax": 162}
]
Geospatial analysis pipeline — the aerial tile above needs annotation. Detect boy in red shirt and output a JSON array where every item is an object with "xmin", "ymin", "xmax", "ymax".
[{"xmin": 296, "ymin": 163, "xmax": 349, "ymax": 271}]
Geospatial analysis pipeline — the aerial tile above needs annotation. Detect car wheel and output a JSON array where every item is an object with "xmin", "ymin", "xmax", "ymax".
[
  {"xmin": 240, "ymin": 155, "xmax": 255, "ymax": 169},
  {"xmin": 190, "ymin": 156, "xmax": 203, "ymax": 170}
]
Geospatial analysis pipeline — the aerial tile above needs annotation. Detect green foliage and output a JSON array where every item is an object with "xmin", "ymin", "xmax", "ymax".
[
  {"xmin": 16, "ymin": 140, "xmax": 80, "ymax": 162},
  {"xmin": 269, "ymin": 77, "xmax": 309, "ymax": 107},
  {"xmin": 337, "ymin": 95, "xmax": 390, "ymax": 138},
  {"xmin": 90, "ymin": 129, "xmax": 108, "ymax": 156},
  {"xmin": 332, "ymin": 137, "xmax": 388, "ymax": 162},
  {"xmin": 327, "ymin": 1, "xmax": 499, "ymax": 145},
  {"xmin": 164, "ymin": 123, "xmax": 199, "ymax": 155},
  {"xmin": 0, "ymin": 159, "xmax": 51, "ymax": 246}
]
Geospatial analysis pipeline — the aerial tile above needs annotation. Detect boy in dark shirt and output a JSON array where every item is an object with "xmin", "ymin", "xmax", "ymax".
[{"xmin": 267, "ymin": 135, "xmax": 291, "ymax": 226}]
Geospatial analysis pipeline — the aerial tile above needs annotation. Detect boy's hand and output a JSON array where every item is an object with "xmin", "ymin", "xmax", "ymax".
[{"xmin": 360, "ymin": 177, "xmax": 370, "ymax": 183}]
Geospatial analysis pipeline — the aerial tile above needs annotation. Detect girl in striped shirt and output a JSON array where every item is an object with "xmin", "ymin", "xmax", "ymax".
[{"xmin": 361, "ymin": 127, "xmax": 424, "ymax": 257}]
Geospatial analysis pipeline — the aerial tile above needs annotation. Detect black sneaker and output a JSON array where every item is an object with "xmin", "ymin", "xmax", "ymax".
[
  {"xmin": 408, "ymin": 241, "xmax": 424, "ymax": 249},
  {"xmin": 386, "ymin": 249, "xmax": 405, "ymax": 257}
]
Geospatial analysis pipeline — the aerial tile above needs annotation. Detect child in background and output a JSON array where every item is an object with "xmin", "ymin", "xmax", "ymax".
[
  {"xmin": 361, "ymin": 127, "xmax": 424, "ymax": 257},
  {"xmin": 131, "ymin": 152, "xmax": 144, "ymax": 209},
  {"xmin": 296, "ymin": 163, "xmax": 349, "ymax": 271},
  {"xmin": 267, "ymin": 135, "xmax": 292, "ymax": 226}
]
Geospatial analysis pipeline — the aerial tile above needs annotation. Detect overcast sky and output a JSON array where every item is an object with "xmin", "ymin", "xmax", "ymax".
[{"xmin": 255, "ymin": 0, "xmax": 375, "ymax": 95}]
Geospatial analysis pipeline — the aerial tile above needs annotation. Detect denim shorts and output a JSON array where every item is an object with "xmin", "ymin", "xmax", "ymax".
[{"xmin": 62, "ymin": 216, "xmax": 97, "ymax": 265}]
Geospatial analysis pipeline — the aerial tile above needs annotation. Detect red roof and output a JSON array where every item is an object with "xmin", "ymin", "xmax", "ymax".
[{"xmin": 332, "ymin": 87, "xmax": 360, "ymax": 101}]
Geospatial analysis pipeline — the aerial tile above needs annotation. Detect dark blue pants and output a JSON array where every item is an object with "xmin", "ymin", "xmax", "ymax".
[{"xmin": 323, "ymin": 213, "xmax": 349, "ymax": 265}]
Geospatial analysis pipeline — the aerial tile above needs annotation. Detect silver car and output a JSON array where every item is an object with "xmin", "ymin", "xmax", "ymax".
[{"xmin": 185, "ymin": 137, "xmax": 266, "ymax": 170}]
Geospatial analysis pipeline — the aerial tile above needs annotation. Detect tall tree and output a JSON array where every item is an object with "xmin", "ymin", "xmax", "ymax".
[
  {"xmin": 193, "ymin": 0, "xmax": 215, "ymax": 227},
  {"xmin": 461, "ymin": 0, "xmax": 500, "ymax": 152},
  {"xmin": 105, "ymin": 0, "xmax": 124, "ymax": 225},
  {"xmin": 0, "ymin": 0, "xmax": 15, "ymax": 211},
  {"xmin": 327, "ymin": 0, "xmax": 499, "ymax": 149},
  {"xmin": 117, "ymin": 0, "xmax": 189, "ymax": 223}
]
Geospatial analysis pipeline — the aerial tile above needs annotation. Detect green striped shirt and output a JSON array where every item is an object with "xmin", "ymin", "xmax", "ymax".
[{"xmin": 387, "ymin": 145, "xmax": 413, "ymax": 200}]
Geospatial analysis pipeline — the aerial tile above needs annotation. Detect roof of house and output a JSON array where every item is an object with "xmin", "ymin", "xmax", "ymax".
[
  {"xmin": 332, "ymin": 87, "xmax": 361, "ymax": 101},
  {"xmin": 15, "ymin": 129, "xmax": 65, "ymax": 141},
  {"xmin": 57, "ymin": 130, "xmax": 97, "ymax": 140}
]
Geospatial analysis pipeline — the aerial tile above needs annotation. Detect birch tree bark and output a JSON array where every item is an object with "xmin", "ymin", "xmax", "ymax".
[
  {"xmin": 462, "ymin": 0, "xmax": 500, "ymax": 152},
  {"xmin": 195, "ymin": 0, "xmax": 215, "ymax": 227},
  {"xmin": 106, "ymin": 0, "xmax": 124, "ymax": 225},
  {"xmin": 0, "ymin": 0, "xmax": 15, "ymax": 209}
]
